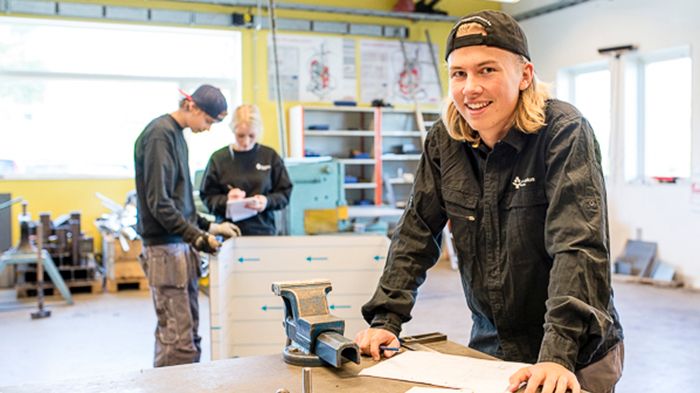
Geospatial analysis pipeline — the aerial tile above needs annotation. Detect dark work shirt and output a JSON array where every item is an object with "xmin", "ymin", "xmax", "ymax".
[
  {"xmin": 199, "ymin": 144, "xmax": 292, "ymax": 236},
  {"xmin": 361, "ymin": 99, "xmax": 623, "ymax": 371},
  {"xmin": 134, "ymin": 114, "xmax": 210, "ymax": 246}
]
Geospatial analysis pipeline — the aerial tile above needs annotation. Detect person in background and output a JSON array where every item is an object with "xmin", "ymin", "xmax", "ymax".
[
  {"xmin": 355, "ymin": 10, "xmax": 623, "ymax": 393},
  {"xmin": 134, "ymin": 84, "xmax": 241, "ymax": 367},
  {"xmin": 199, "ymin": 104, "xmax": 292, "ymax": 236}
]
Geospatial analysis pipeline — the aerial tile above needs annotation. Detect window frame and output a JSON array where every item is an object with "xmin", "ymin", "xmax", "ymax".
[
  {"xmin": 558, "ymin": 45, "xmax": 693, "ymax": 185},
  {"xmin": 629, "ymin": 46, "xmax": 692, "ymax": 183},
  {"xmin": 556, "ymin": 60, "xmax": 612, "ymax": 177}
]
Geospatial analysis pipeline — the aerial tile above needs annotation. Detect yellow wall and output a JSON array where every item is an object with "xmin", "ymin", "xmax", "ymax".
[{"xmin": 0, "ymin": 0, "xmax": 498, "ymax": 249}]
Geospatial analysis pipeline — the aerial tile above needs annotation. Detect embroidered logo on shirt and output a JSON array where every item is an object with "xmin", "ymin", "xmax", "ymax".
[
  {"xmin": 256, "ymin": 163, "xmax": 271, "ymax": 171},
  {"xmin": 512, "ymin": 176, "xmax": 535, "ymax": 189}
]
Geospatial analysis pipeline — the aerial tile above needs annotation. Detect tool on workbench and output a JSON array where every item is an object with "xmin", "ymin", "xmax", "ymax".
[
  {"xmin": 274, "ymin": 367, "xmax": 313, "ymax": 393},
  {"xmin": 271, "ymin": 279, "xmax": 361, "ymax": 367},
  {"xmin": 400, "ymin": 332, "xmax": 447, "ymax": 352},
  {"xmin": 302, "ymin": 367, "xmax": 312, "ymax": 393}
]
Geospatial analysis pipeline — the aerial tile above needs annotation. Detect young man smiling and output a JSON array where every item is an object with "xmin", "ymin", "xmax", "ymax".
[{"xmin": 355, "ymin": 10, "xmax": 624, "ymax": 393}]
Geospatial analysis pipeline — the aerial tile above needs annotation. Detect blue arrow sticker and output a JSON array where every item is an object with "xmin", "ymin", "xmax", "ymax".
[
  {"xmin": 305, "ymin": 256, "xmax": 329, "ymax": 262},
  {"xmin": 373, "ymin": 255, "xmax": 385, "ymax": 262},
  {"xmin": 261, "ymin": 305, "xmax": 284, "ymax": 311},
  {"xmin": 329, "ymin": 304, "xmax": 351, "ymax": 310},
  {"xmin": 238, "ymin": 257, "xmax": 261, "ymax": 263}
]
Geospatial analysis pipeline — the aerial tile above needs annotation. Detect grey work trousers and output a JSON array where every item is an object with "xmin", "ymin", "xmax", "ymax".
[
  {"xmin": 141, "ymin": 243, "xmax": 202, "ymax": 367},
  {"xmin": 576, "ymin": 341, "xmax": 625, "ymax": 393}
]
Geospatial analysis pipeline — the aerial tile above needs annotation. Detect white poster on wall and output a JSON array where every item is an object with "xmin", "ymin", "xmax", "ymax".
[
  {"xmin": 360, "ymin": 39, "xmax": 442, "ymax": 105},
  {"xmin": 267, "ymin": 34, "xmax": 357, "ymax": 102}
]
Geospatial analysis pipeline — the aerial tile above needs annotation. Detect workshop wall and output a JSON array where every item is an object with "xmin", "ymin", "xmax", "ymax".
[
  {"xmin": 508, "ymin": 0, "xmax": 700, "ymax": 288},
  {"xmin": 237, "ymin": 0, "xmax": 497, "ymax": 153},
  {"xmin": 0, "ymin": 1, "xmax": 497, "ymax": 250},
  {"xmin": 0, "ymin": 178, "xmax": 135, "ymax": 250}
]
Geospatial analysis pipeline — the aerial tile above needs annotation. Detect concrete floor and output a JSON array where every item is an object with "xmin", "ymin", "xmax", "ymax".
[{"xmin": 0, "ymin": 260, "xmax": 698, "ymax": 392}]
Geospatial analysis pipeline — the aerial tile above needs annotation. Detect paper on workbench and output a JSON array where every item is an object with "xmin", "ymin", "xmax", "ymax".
[
  {"xmin": 360, "ymin": 351, "xmax": 529, "ymax": 393},
  {"xmin": 226, "ymin": 198, "xmax": 258, "ymax": 222}
]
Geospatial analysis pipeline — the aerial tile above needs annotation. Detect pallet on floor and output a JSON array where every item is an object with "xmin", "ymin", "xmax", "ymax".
[
  {"xmin": 612, "ymin": 273, "xmax": 683, "ymax": 288},
  {"xmin": 15, "ymin": 264, "xmax": 100, "ymax": 284},
  {"xmin": 106, "ymin": 276, "xmax": 149, "ymax": 293},
  {"xmin": 106, "ymin": 260, "xmax": 145, "ymax": 281},
  {"xmin": 16, "ymin": 278, "xmax": 103, "ymax": 299}
]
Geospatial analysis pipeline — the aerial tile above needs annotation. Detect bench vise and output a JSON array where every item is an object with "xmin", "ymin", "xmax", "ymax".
[{"xmin": 271, "ymin": 279, "xmax": 360, "ymax": 368}]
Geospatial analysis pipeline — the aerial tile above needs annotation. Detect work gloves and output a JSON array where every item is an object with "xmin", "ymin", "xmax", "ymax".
[
  {"xmin": 209, "ymin": 222, "xmax": 242, "ymax": 238},
  {"xmin": 191, "ymin": 232, "xmax": 220, "ymax": 254},
  {"xmin": 189, "ymin": 222, "xmax": 241, "ymax": 254}
]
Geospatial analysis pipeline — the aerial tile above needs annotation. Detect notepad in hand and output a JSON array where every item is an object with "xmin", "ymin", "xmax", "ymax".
[{"xmin": 226, "ymin": 198, "xmax": 258, "ymax": 222}]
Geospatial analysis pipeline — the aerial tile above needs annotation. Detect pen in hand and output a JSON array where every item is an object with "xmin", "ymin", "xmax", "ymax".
[{"xmin": 379, "ymin": 345, "xmax": 401, "ymax": 352}]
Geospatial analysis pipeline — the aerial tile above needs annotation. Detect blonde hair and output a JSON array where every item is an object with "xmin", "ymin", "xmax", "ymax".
[
  {"xmin": 442, "ymin": 23, "xmax": 550, "ymax": 144},
  {"xmin": 231, "ymin": 104, "xmax": 263, "ymax": 135}
]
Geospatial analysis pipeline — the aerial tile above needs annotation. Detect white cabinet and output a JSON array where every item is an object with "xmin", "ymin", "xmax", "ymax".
[{"xmin": 289, "ymin": 105, "xmax": 440, "ymax": 208}]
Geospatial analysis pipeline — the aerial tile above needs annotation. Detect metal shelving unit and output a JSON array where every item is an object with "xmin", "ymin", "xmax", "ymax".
[{"xmin": 289, "ymin": 105, "xmax": 440, "ymax": 209}]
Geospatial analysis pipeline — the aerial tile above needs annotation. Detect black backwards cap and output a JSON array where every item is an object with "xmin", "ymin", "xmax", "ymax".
[
  {"xmin": 445, "ymin": 10, "xmax": 530, "ymax": 61},
  {"xmin": 181, "ymin": 85, "xmax": 228, "ymax": 122}
]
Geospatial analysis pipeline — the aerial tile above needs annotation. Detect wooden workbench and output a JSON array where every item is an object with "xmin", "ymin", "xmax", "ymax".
[{"xmin": 1, "ymin": 340, "xmax": 496, "ymax": 393}]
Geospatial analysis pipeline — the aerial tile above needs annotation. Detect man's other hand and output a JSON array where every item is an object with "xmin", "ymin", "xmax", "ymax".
[
  {"xmin": 209, "ymin": 222, "xmax": 242, "ymax": 238},
  {"xmin": 354, "ymin": 328, "xmax": 400, "ymax": 361},
  {"xmin": 192, "ymin": 233, "xmax": 221, "ymax": 254},
  {"xmin": 506, "ymin": 362, "xmax": 581, "ymax": 393}
]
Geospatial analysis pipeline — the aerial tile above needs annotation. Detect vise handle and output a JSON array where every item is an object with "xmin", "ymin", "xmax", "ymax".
[{"xmin": 400, "ymin": 332, "xmax": 447, "ymax": 352}]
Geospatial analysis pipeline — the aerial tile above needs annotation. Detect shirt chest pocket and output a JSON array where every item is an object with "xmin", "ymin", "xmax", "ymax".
[
  {"xmin": 501, "ymin": 188, "xmax": 548, "ymax": 262},
  {"xmin": 442, "ymin": 187, "xmax": 478, "ymax": 254}
]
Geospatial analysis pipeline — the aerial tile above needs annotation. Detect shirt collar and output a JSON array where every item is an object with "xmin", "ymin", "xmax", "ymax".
[
  {"xmin": 468, "ymin": 128, "xmax": 526, "ymax": 153},
  {"xmin": 499, "ymin": 128, "xmax": 527, "ymax": 153}
]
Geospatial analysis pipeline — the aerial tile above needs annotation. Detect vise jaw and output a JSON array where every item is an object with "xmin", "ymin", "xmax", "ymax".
[{"xmin": 272, "ymin": 279, "xmax": 360, "ymax": 367}]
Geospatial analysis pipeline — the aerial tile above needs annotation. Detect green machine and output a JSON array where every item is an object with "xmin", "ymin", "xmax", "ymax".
[{"xmin": 285, "ymin": 159, "xmax": 345, "ymax": 236}]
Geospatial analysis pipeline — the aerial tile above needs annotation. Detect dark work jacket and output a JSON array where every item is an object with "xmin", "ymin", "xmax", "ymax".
[
  {"xmin": 362, "ymin": 99, "xmax": 623, "ymax": 371},
  {"xmin": 199, "ymin": 144, "xmax": 292, "ymax": 236},
  {"xmin": 134, "ymin": 114, "xmax": 210, "ymax": 246}
]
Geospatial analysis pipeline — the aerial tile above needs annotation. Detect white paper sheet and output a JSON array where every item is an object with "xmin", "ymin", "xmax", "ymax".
[
  {"xmin": 360, "ymin": 351, "xmax": 529, "ymax": 393},
  {"xmin": 225, "ymin": 198, "xmax": 258, "ymax": 222}
]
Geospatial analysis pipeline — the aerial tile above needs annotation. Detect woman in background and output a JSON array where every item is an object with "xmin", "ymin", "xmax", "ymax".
[{"xmin": 199, "ymin": 104, "xmax": 292, "ymax": 235}]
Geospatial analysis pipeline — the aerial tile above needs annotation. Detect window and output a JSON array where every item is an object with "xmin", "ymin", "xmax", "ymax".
[
  {"xmin": 641, "ymin": 55, "xmax": 692, "ymax": 179},
  {"xmin": 559, "ymin": 46, "xmax": 693, "ymax": 183},
  {"xmin": 557, "ymin": 65, "xmax": 611, "ymax": 176},
  {"xmin": 0, "ymin": 17, "xmax": 242, "ymax": 178}
]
